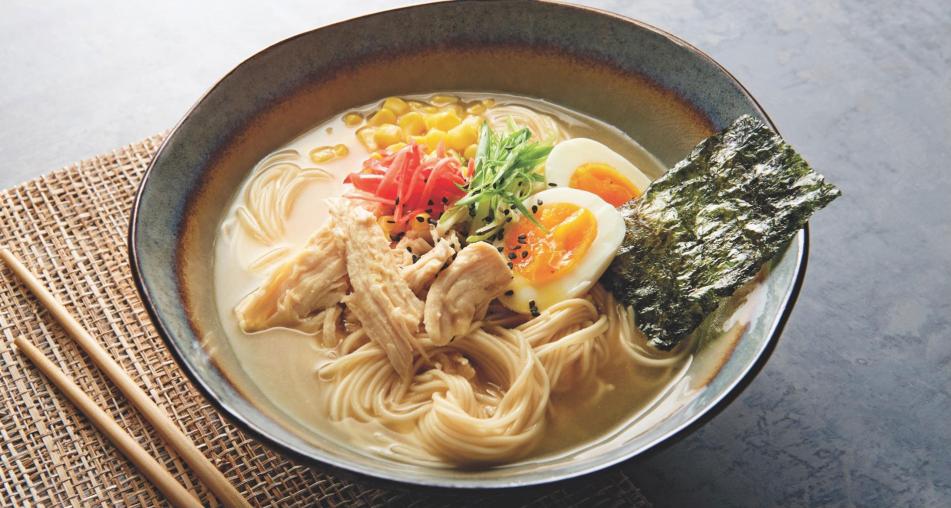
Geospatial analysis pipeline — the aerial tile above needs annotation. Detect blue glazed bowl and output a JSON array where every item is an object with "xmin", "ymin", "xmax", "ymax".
[{"xmin": 130, "ymin": 1, "xmax": 806, "ymax": 489}]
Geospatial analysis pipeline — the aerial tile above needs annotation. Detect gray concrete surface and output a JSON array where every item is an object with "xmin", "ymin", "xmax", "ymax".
[{"xmin": 2, "ymin": 1, "xmax": 949, "ymax": 506}]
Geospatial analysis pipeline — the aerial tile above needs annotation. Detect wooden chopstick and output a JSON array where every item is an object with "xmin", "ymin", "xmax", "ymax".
[
  {"xmin": 13, "ymin": 336, "xmax": 203, "ymax": 508},
  {"xmin": 0, "ymin": 247, "xmax": 250, "ymax": 508}
]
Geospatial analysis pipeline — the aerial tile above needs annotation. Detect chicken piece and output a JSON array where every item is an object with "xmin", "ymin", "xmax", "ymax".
[
  {"xmin": 401, "ymin": 237, "xmax": 456, "ymax": 296},
  {"xmin": 235, "ymin": 220, "xmax": 348, "ymax": 333},
  {"xmin": 424, "ymin": 242, "xmax": 513, "ymax": 345},
  {"xmin": 332, "ymin": 201, "xmax": 424, "ymax": 380},
  {"xmin": 392, "ymin": 234, "xmax": 434, "ymax": 266}
]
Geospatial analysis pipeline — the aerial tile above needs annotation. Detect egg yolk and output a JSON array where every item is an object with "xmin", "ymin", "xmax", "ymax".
[
  {"xmin": 504, "ymin": 203, "xmax": 597, "ymax": 284},
  {"xmin": 568, "ymin": 163, "xmax": 640, "ymax": 207}
]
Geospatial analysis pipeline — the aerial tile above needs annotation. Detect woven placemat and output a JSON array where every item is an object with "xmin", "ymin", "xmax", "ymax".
[{"xmin": 0, "ymin": 136, "xmax": 651, "ymax": 507}]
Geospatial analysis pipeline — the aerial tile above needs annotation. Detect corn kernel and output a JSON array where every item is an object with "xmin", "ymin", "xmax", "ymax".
[
  {"xmin": 407, "ymin": 100, "xmax": 427, "ymax": 111},
  {"xmin": 410, "ymin": 213, "xmax": 431, "ymax": 234},
  {"xmin": 309, "ymin": 146, "xmax": 337, "ymax": 163},
  {"xmin": 386, "ymin": 142, "xmax": 407, "ymax": 153},
  {"xmin": 425, "ymin": 111, "xmax": 462, "ymax": 131},
  {"xmin": 398, "ymin": 111, "xmax": 427, "ymax": 136},
  {"xmin": 481, "ymin": 98, "xmax": 496, "ymax": 108},
  {"xmin": 333, "ymin": 144, "xmax": 349, "ymax": 157},
  {"xmin": 431, "ymin": 95, "xmax": 459, "ymax": 106},
  {"xmin": 382, "ymin": 97, "xmax": 409, "ymax": 116},
  {"xmin": 441, "ymin": 103, "xmax": 465, "ymax": 119},
  {"xmin": 343, "ymin": 112, "xmax": 363, "ymax": 127},
  {"xmin": 466, "ymin": 103, "xmax": 486, "ymax": 115},
  {"xmin": 373, "ymin": 124, "xmax": 403, "ymax": 147},
  {"xmin": 446, "ymin": 123, "xmax": 477, "ymax": 152},
  {"xmin": 368, "ymin": 108, "xmax": 397, "ymax": 126},
  {"xmin": 356, "ymin": 127, "xmax": 377, "ymax": 150},
  {"xmin": 412, "ymin": 128, "xmax": 447, "ymax": 152},
  {"xmin": 378, "ymin": 215, "xmax": 397, "ymax": 238},
  {"xmin": 420, "ymin": 105, "xmax": 438, "ymax": 114},
  {"xmin": 464, "ymin": 144, "xmax": 478, "ymax": 159}
]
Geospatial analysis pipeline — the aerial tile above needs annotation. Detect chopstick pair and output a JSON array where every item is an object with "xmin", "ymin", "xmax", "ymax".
[{"xmin": 1, "ymin": 247, "xmax": 250, "ymax": 508}]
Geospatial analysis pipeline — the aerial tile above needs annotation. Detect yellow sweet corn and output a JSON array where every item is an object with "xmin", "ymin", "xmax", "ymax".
[
  {"xmin": 439, "ymin": 103, "xmax": 466, "ymax": 119},
  {"xmin": 446, "ymin": 122, "xmax": 477, "ymax": 151},
  {"xmin": 343, "ymin": 112, "xmax": 363, "ymax": 127},
  {"xmin": 373, "ymin": 124, "xmax": 403, "ymax": 148},
  {"xmin": 333, "ymin": 144, "xmax": 349, "ymax": 157},
  {"xmin": 382, "ymin": 97, "xmax": 409, "ymax": 116},
  {"xmin": 368, "ymin": 108, "xmax": 397, "ymax": 127},
  {"xmin": 431, "ymin": 95, "xmax": 459, "ymax": 105},
  {"xmin": 426, "ymin": 110, "xmax": 462, "ymax": 131},
  {"xmin": 356, "ymin": 126, "xmax": 377, "ymax": 150},
  {"xmin": 466, "ymin": 103, "xmax": 486, "ymax": 115},
  {"xmin": 378, "ymin": 215, "xmax": 397, "ymax": 238},
  {"xmin": 410, "ymin": 212, "xmax": 431, "ymax": 234},
  {"xmin": 386, "ymin": 142, "xmax": 407, "ymax": 153},
  {"xmin": 309, "ymin": 146, "xmax": 338, "ymax": 163},
  {"xmin": 398, "ymin": 111, "xmax": 427, "ymax": 136},
  {"xmin": 464, "ymin": 144, "xmax": 478, "ymax": 160},
  {"xmin": 412, "ymin": 128, "xmax": 447, "ymax": 152}
]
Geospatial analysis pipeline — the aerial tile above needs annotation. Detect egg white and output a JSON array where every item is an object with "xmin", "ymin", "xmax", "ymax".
[
  {"xmin": 545, "ymin": 138, "xmax": 651, "ymax": 197},
  {"xmin": 498, "ymin": 187, "xmax": 625, "ymax": 314}
]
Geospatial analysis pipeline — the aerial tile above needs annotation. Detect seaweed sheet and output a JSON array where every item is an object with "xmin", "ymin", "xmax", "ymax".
[{"xmin": 602, "ymin": 115, "xmax": 840, "ymax": 350}]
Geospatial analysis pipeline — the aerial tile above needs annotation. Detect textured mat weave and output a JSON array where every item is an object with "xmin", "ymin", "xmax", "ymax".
[{"xmin": 0, "ymin": 136, "xmax": 650, "ymax": 507}]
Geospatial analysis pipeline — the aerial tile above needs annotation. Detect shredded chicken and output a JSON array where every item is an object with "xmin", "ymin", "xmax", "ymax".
[
  {"xmin": 235, "ymin": 220, "xmax": 348, "ymax": 333},
  {"xmin": 424, "ymin": 242, "xmax": 513, "ymax": 345},
  {"xmin": 332, "ymin": 201, "xmax": 425, "ymax": 380},
  {"xmin": 392, "ymin": 234, "xmax": 435, "ymax": 266},
  {"xmin": 401, "ymin": 236, "xmax": 459, "ymax": 296}
]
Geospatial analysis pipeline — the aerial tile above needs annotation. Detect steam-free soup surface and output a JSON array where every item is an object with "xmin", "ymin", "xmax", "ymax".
[{"xmin": 213, "ymin": 92, "xmax": 753, "ymax": 466}]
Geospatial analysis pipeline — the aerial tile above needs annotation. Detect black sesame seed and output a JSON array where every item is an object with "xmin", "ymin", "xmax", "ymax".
[
  {"xmin": 548, "ymin": 182, "xmax": 557, "ymax": 187},
  {"xmin": 504, "ymin": 290, "xmax": 514, "ymax": 296},
  {"xmin": 537, "ymin": 200, "xmax": 543, "ymax": 205},
  {"xmin": 412, "ymin": 255, "xmax": 419, "ymax": 263},
  {"xmin": 506, "ymin": 217, "xmax": 513, "ymax": 223},
  {"xmin": 406, "ymin": 247, "xmax": 413, "ymax": 253},
  {"xmin": 442, "ymin": 196, "xmax": 449, "ymax": 204},
  {"xmin": 508, "ymin": 252, "xmax": 517, "ymax": 260},
  {"xmin": 531, "ymin": 205, "xmax": 538, "ymax": 213},
  {"xmin": 521, "ymin": 250, "xmax": 528, "ymax": 258},
  {"xmin": 425, "ymin": 208, "xmax": 433, "ymax": 215},
  {"xmin": 497, "ymin": 246, "xmax": 504, "ymax": 253},
  {"xmin": 394, "ymin": 197, "xmax": 400, "ymax": 205},
  {"xmin": 503, "ymin": 209, "xmax": 510, "ymax": 215},
  {"xmin": 415, "ymin": 216, "xmax": 425, "ymax": 223},
  {"xmin": 386, "ymin": 219, "xmax": 396, "ymax": 224},
  {"xmin": 507, "ymin": 262, "xmax": 514, "ymax": 269},
  {"xmin": 517, "ymin": 234, "xmax": 526, "ymax": 243},
  {"xmin": 427, "ymin": 199, "xmax": 434, "ymax": 206},
  {"xmin": 529, "ymin": 300, "xmax": 539, "ymax": 317}
]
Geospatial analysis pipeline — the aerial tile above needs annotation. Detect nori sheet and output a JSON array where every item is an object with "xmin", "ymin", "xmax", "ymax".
[{"xmin": 602, "ymin": 115, "xmax": 841, "ymax": 350}]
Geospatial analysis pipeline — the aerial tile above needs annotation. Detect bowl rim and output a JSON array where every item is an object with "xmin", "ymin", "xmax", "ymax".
[{"xmin": 128, "ymin": 0, "xmax": 808, "ymax": 490}]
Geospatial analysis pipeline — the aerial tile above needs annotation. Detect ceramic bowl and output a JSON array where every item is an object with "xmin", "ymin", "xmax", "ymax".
[{"xmin": 130, "ymin": 1, "xmax": 806, "ymax": 489}]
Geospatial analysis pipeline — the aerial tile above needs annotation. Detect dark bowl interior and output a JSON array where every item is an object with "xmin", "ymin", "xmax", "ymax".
[{"xmin": 130, "ymin": 0, "xmax": 804, "ymax": 488}]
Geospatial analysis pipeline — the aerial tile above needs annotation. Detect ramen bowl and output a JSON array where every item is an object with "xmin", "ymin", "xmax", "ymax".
[{"xmin": 129, "ymin": 1, "xmax": 806, "ymax": 489}]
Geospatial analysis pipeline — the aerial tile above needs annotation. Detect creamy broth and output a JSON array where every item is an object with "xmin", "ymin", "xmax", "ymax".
[{"xmin": 213, "ymin": 92, "xmax": 752, "ymax": 465}]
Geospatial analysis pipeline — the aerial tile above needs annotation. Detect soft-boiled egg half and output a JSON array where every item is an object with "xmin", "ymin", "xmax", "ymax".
[
  {"xmin": 498, "ymin": 187, "xmax": 624, "ymax": 314},
  {"xmin": 545, "ymin": 138, "xmax": 651, "ymax": 207}
]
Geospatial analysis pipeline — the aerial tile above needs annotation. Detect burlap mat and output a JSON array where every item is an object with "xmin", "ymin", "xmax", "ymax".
[{"xmin": 0, "ymin": 136, "xmax": 651, "ymax": 507}]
